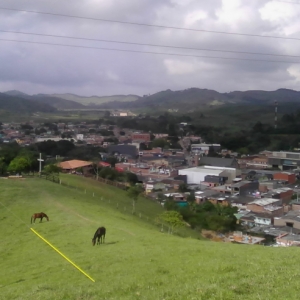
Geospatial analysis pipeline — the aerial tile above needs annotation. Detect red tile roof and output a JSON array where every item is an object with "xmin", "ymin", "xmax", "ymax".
[{"xmin": 58, "ymin": 160, "xmax": 93, "ymax": 170}]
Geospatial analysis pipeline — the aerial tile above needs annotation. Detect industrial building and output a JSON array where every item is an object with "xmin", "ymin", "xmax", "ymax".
[
  {"xmin": 178, "ymin": 166, "xmax": 240, "ymax": 185},
  {"xmin": 268, "ymin": 151, "xmax": 300, "ymax": 170}
]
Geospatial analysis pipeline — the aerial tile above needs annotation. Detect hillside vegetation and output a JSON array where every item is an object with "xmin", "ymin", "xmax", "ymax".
[
  {"xmin": 3, "ymin": 88, "xmax": 300, "ymax": 113},
  {"xmin": 48, "ymin": 93, "xmax": 140, "ymax": 106},
  {"xmin": 0, "ymin": 93, "xmax": 57, "ymax": 113},
  {"xmin": 1, "ymin": 175, "xmax": 300, "ymax": 300},
  {"xmin": 96, "ymin": 88, "xmax": 300, "ymax": 112}
]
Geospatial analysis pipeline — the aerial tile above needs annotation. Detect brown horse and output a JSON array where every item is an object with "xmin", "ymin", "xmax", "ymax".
[
  {"xmin": 31, "ymin": 212, "xmax": 49, "ymax": 224},
  {"xmin": 92, "ymin": 227, "xmax": 106, "ymax": 246}
]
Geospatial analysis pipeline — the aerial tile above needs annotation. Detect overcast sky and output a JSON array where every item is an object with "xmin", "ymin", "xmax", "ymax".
[{"xmin": 0, "ymin": 0, "xmax": 300, "ymax": 96}]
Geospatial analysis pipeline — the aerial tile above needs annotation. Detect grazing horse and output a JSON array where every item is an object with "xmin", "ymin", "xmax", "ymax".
[
  {"xmin": 92, "ymin": 227, "xmax": 106, "ymax": 246},
  {"xmin": 31, "ymin": 212, "xmax": 49, "ymax": 224}
]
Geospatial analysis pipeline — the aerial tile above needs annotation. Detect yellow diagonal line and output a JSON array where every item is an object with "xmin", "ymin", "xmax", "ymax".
[{"xmin": 30, "ymin": 228, "xmax": 95, "ymax": 283}]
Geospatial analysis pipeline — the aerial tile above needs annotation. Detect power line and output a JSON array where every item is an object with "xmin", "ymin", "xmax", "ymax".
[
  {"xmin": 1, "ymin": 38, "xmax": 299, "ymax": 64},
  {"xmin": 1, "ymin": 29, "xmax": 300, "ymax": 59},
  {"xmin": 1, "ymin": 7, "xmax": 300, "ymax": 41}
]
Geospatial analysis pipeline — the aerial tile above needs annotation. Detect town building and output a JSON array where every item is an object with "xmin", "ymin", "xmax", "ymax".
[
  {"xmin": 190, "ymin": 144, "xmax": 221, "ymax": 155},
  {"xmin": 268, "ymin": 151, "xmax": 300, "ymax": 170},
  {"xmin": 58, "ymin": 159, "xmax": 93, "ymax": 173},
  {"xmin": 273, "ymin": 172, "xmax": 296, "ymax": 184},
  {"xmin": 198, "ymin": 157, "xmax": 239, "ymax": 168},
  {"xmin": 178, "ymin": 166, "xmax": 241, "ymax": 185},
  {"xmin": 274, "ymin": 211, "xmax": 300, "ymax": 229},
  {"xmin": 131, "ymin": 133, "xmax": 151, "ymax": 142}
]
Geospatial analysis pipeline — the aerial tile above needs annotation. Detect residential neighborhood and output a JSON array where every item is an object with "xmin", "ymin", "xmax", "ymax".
[{"xmin": 2, "ymin": 119, "xmax": 300, "ymax": 247}]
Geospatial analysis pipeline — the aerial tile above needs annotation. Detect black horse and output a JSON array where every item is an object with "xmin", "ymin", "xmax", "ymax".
[
  {"xmin": 92, "ymin": 227, "xmax": 106, "ymax": 246},
  {"xmin": 31, "ymin": 212, "xmax": 49, "ymax": 224}
]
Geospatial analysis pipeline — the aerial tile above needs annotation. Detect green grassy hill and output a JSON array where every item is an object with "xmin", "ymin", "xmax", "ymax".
[
  {"xmin": 94, "ymin": 88, "xmax": 300, "ymax": 112},
  {"xmin": 1, "ymin": 175, "xmax": 300, "ymax": 300},
  {"xmin": 0, "ymin": 93, "xmax": 57, "ymax": 113},
  {"xmin": 48, "ymin": 93, "xmax": 140, "ymax": 106}
]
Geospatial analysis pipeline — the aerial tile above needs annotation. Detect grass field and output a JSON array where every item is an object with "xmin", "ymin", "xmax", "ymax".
[{"xmin": 1, "ymin": 176, "xmax": 300, "ymax": 300}]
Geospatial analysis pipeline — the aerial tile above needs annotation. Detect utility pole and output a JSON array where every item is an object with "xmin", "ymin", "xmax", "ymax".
[{"xmin": 37, "ymin": 153, "xmax": 44, "ymax": 173}]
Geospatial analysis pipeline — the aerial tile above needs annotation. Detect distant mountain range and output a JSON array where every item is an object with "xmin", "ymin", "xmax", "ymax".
[
  {"xmin": 0, "ymin": 92, "xmax": 57, "ymax": 113},
  {"xmin": 1, "ymin": 88, "xmax": 300, "ymax": 114},
  {"xmin": 92, "ymin": 88, "xmax": 300, "ymax": 111}
]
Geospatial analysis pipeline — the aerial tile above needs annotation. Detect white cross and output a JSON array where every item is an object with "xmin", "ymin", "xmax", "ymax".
[{"xmin": 37, "ymin": 153, "xmax": 44, "ymax": 173}]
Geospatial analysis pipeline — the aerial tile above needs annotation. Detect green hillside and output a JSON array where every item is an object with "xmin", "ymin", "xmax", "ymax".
[
  {"xmin": 0, "ymin": 93, "xmax": 57, "ymax": 114},
  {"xmin": 95, "ymin": 88, "xmax": 300, "ymax": 112},
  {"xmin": 48, "ymin": 93, "xmax": 140, "ymax": 106},
  {"xmin": 1, "ymin": 176, "xmax": 300, "ymax": 300}
]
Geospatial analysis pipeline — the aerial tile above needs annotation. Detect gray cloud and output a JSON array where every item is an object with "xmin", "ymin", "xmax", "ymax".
[{"xmin": 0, "ymin": 0, "xmax": 300, "ymax": 96}]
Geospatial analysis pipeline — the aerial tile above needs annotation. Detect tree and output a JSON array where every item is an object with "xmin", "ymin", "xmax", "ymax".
[
  {"xmin": 18, "ymin": 148, "xmax": 38, "ymax": 172},
  {"xmin": 56, "ymin": 140, "xmax": 75, "ymax": 155},
  {"xmin": 127, "ymin": 185, "xmax": 144, "ymax": 214},
  {"xmin": 0, "ymin": 157, "xmax": 7, "ymax": 175},
  {"xmin": 43, "ymin": 164, "xmax": 62, "ymax": 174},
  {"xmin": 178, "ymin": 183, "xmax": 188, "ymax": 193},
  {"xmin": 92, "ymin": 161, "xmax": 101, "ymax": 180},
  {"xmin": 158, "ymin": 211, "xmax": 185, "ymax": 234},
  {"xmin": 0, "ymin": 142, "xmax": 21, "ymax": 165},
  {"xmin": 104, "ymin": 111, "xmax": 110, "ymax": 117},
  {"xmin": 139, "ymin": 143, "xmax": 149, "ymax": 151},
  {"xmin": 99, "ymin": 167, "xmax": 118, "ymax": 180},
  {"xmin": 156, "ymin": 192, "xmax": 165, "ymax": 204},
  {"xmin": 151, "ymin": 138, "xmax": 169, "ymax": 148},
  {"xmin": 126, "ymin": 172, "xmax": 139, "ymax": 185},
  {"xmin": 106, "ymin": 156, "xmax": 118, "ymax": 167},
  {"xmin": 187, "ymin": 191, "xmax": 196, "ymax": 210},
  {"xmin": 7, "ymin": 156, "xmax": 30, "ymax": 174},
  {"xmin": 164, "ymin": 198, "xmax": 179, "ymax": 211}
]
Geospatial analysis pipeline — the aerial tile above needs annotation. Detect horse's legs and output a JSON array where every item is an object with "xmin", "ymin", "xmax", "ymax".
[{"xmin": 40, "ymin": 217, "xmax": 43, "ymax": 223}]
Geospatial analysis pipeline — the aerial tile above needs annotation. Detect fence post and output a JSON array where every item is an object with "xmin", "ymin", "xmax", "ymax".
[
  {"xmin": 139, "ymin": 213, "xmax": 142, "ymax": 218},
  {"xmin": 117, "ymin": 203, "xmax": 119, "ymax": 208},
  {"xmin": 93, "ymin": 192, "xmax": 95, "ymax": 197},
  {"xmin": 85, "ymin": 189, "xmax": 86, "ymax": 194}
]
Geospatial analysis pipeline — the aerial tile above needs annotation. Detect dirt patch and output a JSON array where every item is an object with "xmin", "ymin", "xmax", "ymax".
[{"xmin": 201, "ymin": 230, "xmax": 224, "ymax": 242}]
